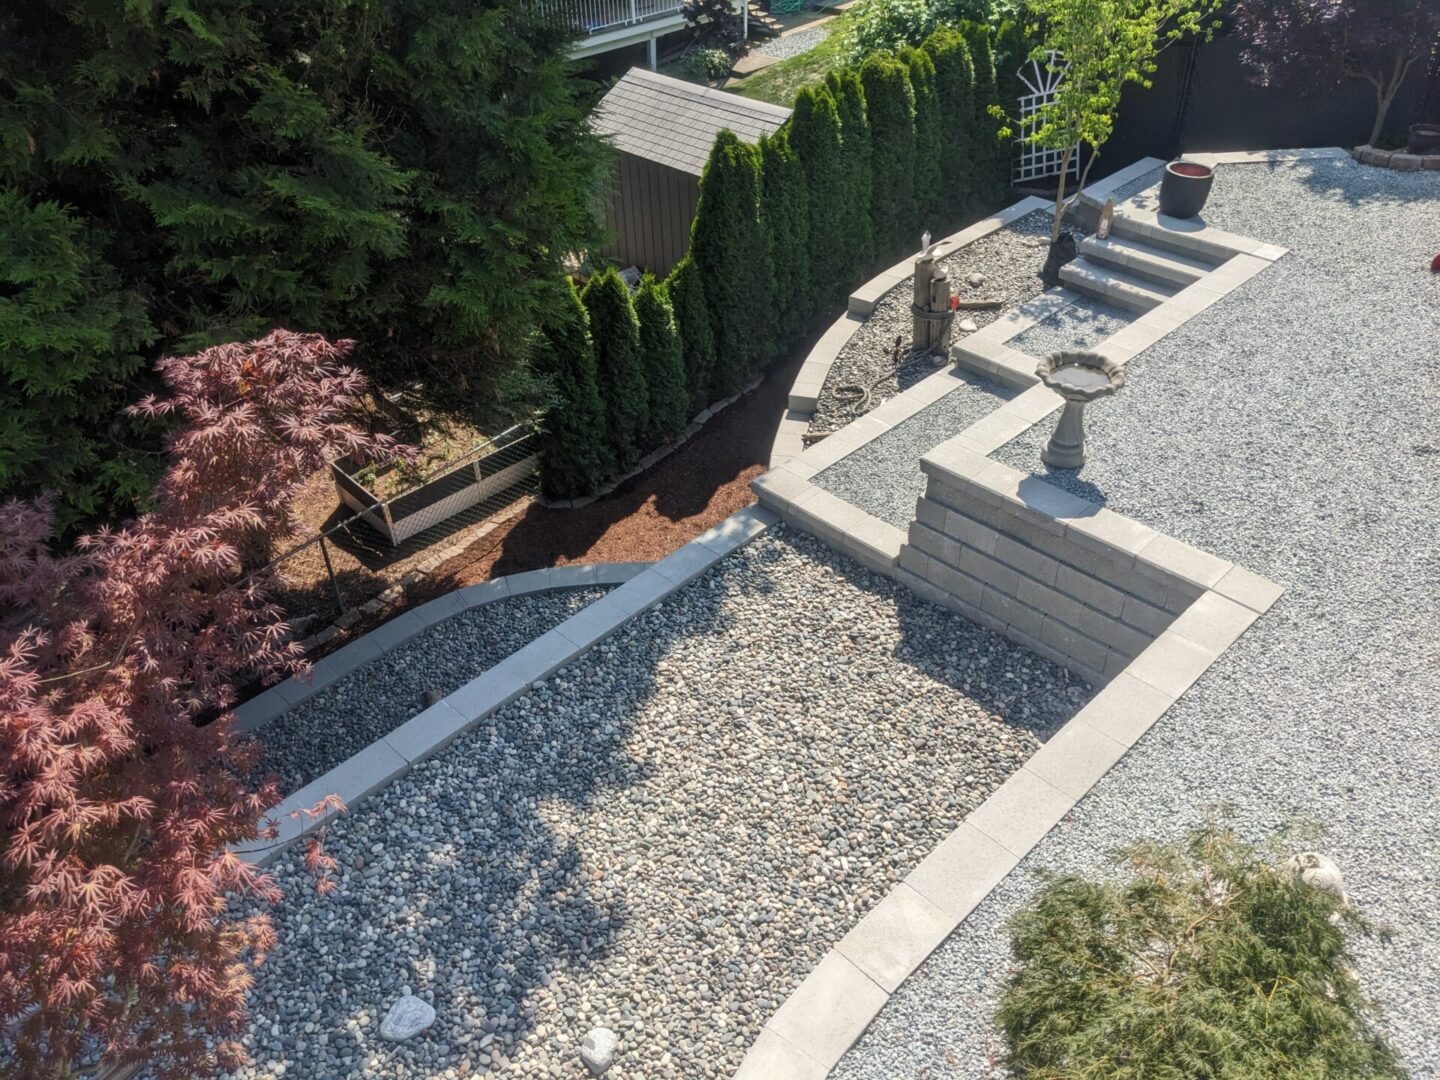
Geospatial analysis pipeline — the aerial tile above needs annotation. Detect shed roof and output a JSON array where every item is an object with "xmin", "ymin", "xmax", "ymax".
[{"xmin": 593, "ymin": 68, "xmax": 793, "ymax": 177}]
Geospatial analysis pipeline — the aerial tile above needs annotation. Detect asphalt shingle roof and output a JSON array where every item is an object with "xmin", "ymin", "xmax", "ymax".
[{"xmin": 592, "ymin": 68, "xmax": 793, "ymax": 177}]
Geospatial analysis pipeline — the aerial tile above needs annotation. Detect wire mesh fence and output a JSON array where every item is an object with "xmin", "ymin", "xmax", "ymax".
[{"xmin": 264, "ymin": 423, "xmax": 540, "ymax": 630}]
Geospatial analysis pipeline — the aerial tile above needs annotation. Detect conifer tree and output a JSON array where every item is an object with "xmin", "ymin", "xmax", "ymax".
[
  {"xmin": 825, "ymin": 68, "xmax": 876, "ymax": 288},
  {"xmin": 758, "ymin": 131, "xmax": 812, "ymax": 349},
  {"xmin": 924, "ymin": 27, "xmax": 978, "ymax": 218},
  {"xmin": 531, "ymin": 279, "xmax": 610, "ymax": 499},
  {"xmin": 664, "ymin": 255, "xmax": 716, "ymax": 415},
  {"xmin": 580, "ymin": 269, "xmax": 648, "ymax": 469},
  {"xmin": 861, "ymin": 56, "xmax": 919, "ymax": 258},
  {"xmin": 0, "ymin": 0, "xmax": 606, "ymax": 528},
  {"xmin": 787, "ymin": 87, "xmax": 848, "ymax": 312},
  {"xmin": 633, "ymin": 275, "xmax": 691, "ymax": 446},
  {"xmin": 964, "ymin": 22, "xmax": 1010, "ymax": 202},
  {"xmin": 690, "ymin": 130, "xmax": 772, "ymax": 398},
  {"xmin": 899, "ymin": 46, "xmax": 944, "ymax": 235}
]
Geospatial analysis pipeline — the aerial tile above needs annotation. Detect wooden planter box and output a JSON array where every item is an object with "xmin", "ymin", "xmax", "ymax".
[{"xmin": 332, "ymin": 425, "xmax": 539, "ymax": 545}]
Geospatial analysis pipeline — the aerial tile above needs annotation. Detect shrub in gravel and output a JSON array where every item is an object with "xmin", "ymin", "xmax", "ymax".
[
  {"xmin": 861, "ymin": 55, "xmax": 919, "ymax": 258},
  {"xmin": 634, "ymin": 274, "xmax": 691, "ymax": 447},
  {"xmin": 825, "ymin": 67, "xmax": 876, "ymax": 286},
  {"xmin": 581, "ymin": 267, "xmax": 649, "ymax": 469},
  {"xmin": 664, "ymin": 254, "xmax": 716, "ymax": 415},
  {"xmin": 759, "ymin": 129, "xmax": 812, "ymax": 348},
  {"xmin": 789, "ymin": 85, "xmax": 849, "ymax": 310},
  {"xmin": 924, "ymin": 26, "xmax": 977, "ymax": 217},
  {"xmin": 533, "ymin": 278, "xmax": 611, "ymax": 498},
  {"xmin": 999, "ymin": 822, "xmax": 1407, "ymax": 1079},
  {"xmin": 899, "ymin": 46, "xmax": 943, "ymax": 232},
  {"xmin": 691, "ymin": 129, "xmax": 773, "ymax": 398}
]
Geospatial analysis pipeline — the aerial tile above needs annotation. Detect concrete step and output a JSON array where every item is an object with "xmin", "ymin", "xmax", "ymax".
[
  {"xmin": 1110, "ymin": 212, "xmax": 1239, "ymax": 265},
  {"xmin": 1079, "ymin": 234, "xmax": 1216, "ymax": 288},
  {"xmin": 1058, "ymin": 257, "xmax": 1176, "ymax": 312}
]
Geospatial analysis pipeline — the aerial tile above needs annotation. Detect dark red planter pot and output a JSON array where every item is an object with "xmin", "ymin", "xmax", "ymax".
[
  {"xmin": 1158, "ymin": 160, "xmax": 1214, "ymax": 219},
  {"xmin": 1408, "ymin": 123, "xmax": 1440, "ymax": 154}
]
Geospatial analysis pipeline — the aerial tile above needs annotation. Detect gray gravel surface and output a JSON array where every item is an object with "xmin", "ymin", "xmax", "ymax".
[
  {"xmin": 836, "ymin": 157, "xmax": 1440, "ymax": 1077},
  {"xmin": 813, "ymin": 370, "xmax": 1014, "ymax": 527},
  {"xmin": 254, "ymin": 588, "xmax": 612, "ymax": 796},
  {"xmin": 755, "ymin": 22, "xmax": 830, "ymax": 59},
  {"xmin": 223, "ymin": 526, "xmax": 1089, "ymax": 1080},
  {"xmin": 1104, "ymin": 163, "xmax": 1164, "ymax": 205},
  {"xmin": 1006, "ymin": 294, "xmax": 1134, "ymax": 357},
  {"xmin": 810, "ymin": 210, "xmax": 1081, "ymax": 436}
]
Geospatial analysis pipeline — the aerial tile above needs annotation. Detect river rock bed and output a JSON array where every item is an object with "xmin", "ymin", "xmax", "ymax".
[{"xmin": 222, "ymin": 526, "xmax": 1089, "ymax": 1080}]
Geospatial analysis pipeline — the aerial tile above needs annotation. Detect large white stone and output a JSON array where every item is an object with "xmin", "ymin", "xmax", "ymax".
[
  {"xmin": 579, "ymin": 1026, "xmax": 618, "ymax": 1074},
  {"xmin": 1285, "ymin": 851, "xmax": 1348, "ymax": 905},
  {"xmin": 379, "ymin": 995, "xmax": 436, "ymax": 1041}
]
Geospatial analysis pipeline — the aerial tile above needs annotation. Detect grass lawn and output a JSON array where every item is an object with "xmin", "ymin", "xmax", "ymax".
[{"xmin": 728, "ymin": 15, "xmax": 849, "ymax": 105}]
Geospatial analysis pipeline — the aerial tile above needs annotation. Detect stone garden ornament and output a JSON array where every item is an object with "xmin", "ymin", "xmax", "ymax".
[{"xmin": 1036, "ymin": 351, "xmax": 1125, "ymax": 469}]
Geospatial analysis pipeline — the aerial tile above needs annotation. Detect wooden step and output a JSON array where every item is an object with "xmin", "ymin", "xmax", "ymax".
[
  {"xmin": 1079, "ymin": 234, "xmax": 1217, "ymax": 288},
  {"xmin": 1058, "ymin": 258, "xmax": 1176, "ymax": 312}
]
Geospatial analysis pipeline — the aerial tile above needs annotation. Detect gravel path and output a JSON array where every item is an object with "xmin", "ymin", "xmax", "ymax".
[
  {"xmin": 835, "ymin": 157, "xmax": 1440, "ymax": 1077},
  {"xmin": 254, "ymin": 588, "xmax": 612, "ymax": 795},
  {"xmin": 813, "ymin": 371, "xmax": 1014, "ymax": 527},
  {"xmin": 225, "ymin": 526, "xmax": 1089, "ymax": 1080},
  {"xmin": 756, "ymin": 22, "xmax": 831, "ymax": 59},
  {"xmin": 1006, "ymin": 294, "xmax": 1134, "ymax": 358},
  {"xmin": 810, "ymin": 210, "xmax": 1081, "ymax": 436}
]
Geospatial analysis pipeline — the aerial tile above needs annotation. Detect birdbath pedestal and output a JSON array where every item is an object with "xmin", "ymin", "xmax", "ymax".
[{"xmin": 1036, "ymin": 351, "xmax": 1124, "ymax": 469}]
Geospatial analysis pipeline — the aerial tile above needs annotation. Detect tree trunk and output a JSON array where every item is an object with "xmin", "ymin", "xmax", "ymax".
[
  {"xmin": 1051, "ymin": 144, "xmax": 1074, "ymax": 243},
  {"xmin": 1368, "ymin": 53, "xmax": 1414, "ymax": 147}
]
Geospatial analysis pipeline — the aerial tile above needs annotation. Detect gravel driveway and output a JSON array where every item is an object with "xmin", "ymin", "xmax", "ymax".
[
  {"xmin": 835, "ymin": 158, "xmax": 1440, "ymax": 1077},
  {"xmin": 224, "ymin": 526, "xmax": 1088, "ymax": 1080}
]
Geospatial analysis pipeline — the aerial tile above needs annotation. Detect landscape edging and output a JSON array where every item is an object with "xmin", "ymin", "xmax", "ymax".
[{"xmin": 239, "ymin": 507, "xmax": 778, "ymax": 866}]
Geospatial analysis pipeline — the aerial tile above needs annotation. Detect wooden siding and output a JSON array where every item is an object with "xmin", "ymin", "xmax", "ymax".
[{"xmin": 602, "ymin": 151, "xmax": 700, "ymax": 276}]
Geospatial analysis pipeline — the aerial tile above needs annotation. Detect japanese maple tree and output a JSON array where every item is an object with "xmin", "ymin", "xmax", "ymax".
[
  {"xmin": 0, "ymin": 331, "xmax": 403, "ymax": 1078},
  {"xmin": 1232, "ymin": 0, "xmax": 1440, "ymax": 148}
]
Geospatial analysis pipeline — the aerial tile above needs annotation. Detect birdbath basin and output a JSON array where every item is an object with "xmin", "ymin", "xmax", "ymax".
[{"xmin": 1036, "ymin": 350, "xmax": 1124, "ymax": 469}]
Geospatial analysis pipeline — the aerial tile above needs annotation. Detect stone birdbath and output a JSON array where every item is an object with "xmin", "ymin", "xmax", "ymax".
[{"xmin": 1036, "ymin": 351, "xmax": 1124, "ymax": 469}]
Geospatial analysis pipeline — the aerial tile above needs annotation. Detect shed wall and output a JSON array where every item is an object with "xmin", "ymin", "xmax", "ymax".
[{"xmin": 602, "ymin": 152, "xmax": 700, "ymax": 276}]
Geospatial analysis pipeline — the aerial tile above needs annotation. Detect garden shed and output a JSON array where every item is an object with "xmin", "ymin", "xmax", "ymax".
[{"xmin": 593, "ymin": 68, "xmax": 791, "ymax": 275}]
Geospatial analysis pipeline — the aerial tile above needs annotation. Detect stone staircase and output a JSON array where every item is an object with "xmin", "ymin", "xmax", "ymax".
[{"xmin": 1059, "ymin": 219, "xmax": 1229, "ymax": 312}]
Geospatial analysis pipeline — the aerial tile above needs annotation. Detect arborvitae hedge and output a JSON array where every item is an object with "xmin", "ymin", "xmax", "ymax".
[
  {"xmin": 580, "ymin": 268, "xmax": 648, "ymax": 469},
  {"xmin": 825, "ymin": 68, "xmax": 876, "ymax": 289},
  {"xmin": 664, "ymin": 255, "xmax": 715, "ymax": 416},
  {"xmin": 758, "ymin": 130, "xmax": 811, "ymax": 351},
  {"xmin": 860, "ymin": 55, "xmax": 918, "ymax": 258},
  {"xmin": 963, "ymin": 22, "xmax": 1009, "ymax": 202},
  {"xmin": 899, "ymin": 46, "xmax": 943, "ymax": 235},
  {"xmin": 788, "ymin": 87, "xmax": 849, "ymax": 311},
  {"xmin": 690, "ymin": 130, "xmax": 772, "ymax": 399},
  {"xmin": 924, "ymin": 27, "xmax": 978, "ymax": 219},
  {"xmin": 2, "ymin": 0, "xmax": 606, "ymax": 529},
  {"xmin": 532, "ymin": 279, "xmax": 610, "ymax": 499},
  {"xmin": 633, "ymin": 274, "xmax": 690, "ymax": 446}
]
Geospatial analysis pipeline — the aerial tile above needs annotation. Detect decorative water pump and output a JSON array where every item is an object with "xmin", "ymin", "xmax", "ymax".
[{"xmin": 912, "ymin": 232, "xmax": 957, "ymax": 358}]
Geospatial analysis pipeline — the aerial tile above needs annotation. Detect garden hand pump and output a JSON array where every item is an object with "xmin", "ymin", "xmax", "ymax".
[{"xmin": 912, "ymin": 232, "xmax": 957, "ymax": 360}]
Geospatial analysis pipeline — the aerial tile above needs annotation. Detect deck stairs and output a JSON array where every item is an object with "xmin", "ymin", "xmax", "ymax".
[
  {"xmin": 1059, "ymin": 219, "xmax": 1229, "ymax": 312},
  {"xmin": 746, "ymin": 3, "xmax": 783, "ymax": 38}
]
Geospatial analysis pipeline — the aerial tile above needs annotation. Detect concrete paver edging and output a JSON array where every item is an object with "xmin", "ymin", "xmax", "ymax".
[
  {"xmin": 236, "ymin": 512, "xmax": 780, "ymax": 866},
  {"xmin": 737, "ymin": 153, "xmax": 1301, "ymax": 1077}
]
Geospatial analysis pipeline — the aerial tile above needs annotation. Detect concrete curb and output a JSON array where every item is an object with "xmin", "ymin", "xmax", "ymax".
[
  {"xmin": 736, "ymin": 152, "xmax": 1305, "ymax": 1077},
  {"xmin": 239, "ymin": 508, "xmax": 778, "ymax": 866}
]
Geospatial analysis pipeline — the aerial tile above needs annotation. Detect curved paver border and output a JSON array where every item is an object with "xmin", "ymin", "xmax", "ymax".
[
  {"xmin": 232, "ymin": 562, "xmax": 653, "ymax": 735},
  {"xmin": 734, "ymin": 152, "xmax": 1335, "ymax": 1078},
  {"xmin": 238, "ymin": 509, "xmax": 777, "ymax": 866}
]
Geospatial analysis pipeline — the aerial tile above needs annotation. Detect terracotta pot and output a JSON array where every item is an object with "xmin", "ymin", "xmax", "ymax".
[
  {"xmin": 1408, "ymin": 122, "xmax": 1440, "ymax": 154},
  {"xmin": 1158, "ymin": 159, "xmax": 1214, "ymax": 219}
]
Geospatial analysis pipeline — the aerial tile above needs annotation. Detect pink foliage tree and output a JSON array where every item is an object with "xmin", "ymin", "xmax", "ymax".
[{"xmin": 0, "ymin": 331, "xmax": 405, "ymax": 1078}]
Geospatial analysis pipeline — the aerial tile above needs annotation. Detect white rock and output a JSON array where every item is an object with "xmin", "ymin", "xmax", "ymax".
[
  {"xmin": 579, "ymin": 1026, "xmax": 618, "ymax": 1074},
  {"xmin": 1285, "ymin": 851, "xmax": 1348, "ymax": 905},
  {"xmin": 966, "ymin": 271, "xmax": 986, "ymax": 287},
  {"xmin": 379, "ymin": 995, "xmax": 436, "ymax": 1041},
  {"xmin": 958, "ymin": 318, "xmax": 979, "ymax": 333}
]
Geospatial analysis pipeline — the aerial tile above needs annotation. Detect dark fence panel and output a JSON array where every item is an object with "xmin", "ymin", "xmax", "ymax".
[{"xmin": 1091, "ymin": 33, "xmax": 1435, "ymax": 178}]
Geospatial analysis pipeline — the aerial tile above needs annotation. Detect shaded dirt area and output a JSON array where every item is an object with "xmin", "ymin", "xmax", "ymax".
[{"xmin": 429, "ymin": 337, "xmax": 809, "ymax": 588}]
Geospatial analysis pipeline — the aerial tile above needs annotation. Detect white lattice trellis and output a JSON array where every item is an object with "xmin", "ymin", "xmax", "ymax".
[{"xmin": 1014, "ymin": 52, "xmax": 1080, "ymax": 183}]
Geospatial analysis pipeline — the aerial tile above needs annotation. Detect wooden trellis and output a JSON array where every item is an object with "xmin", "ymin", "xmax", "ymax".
[{"xmin": 1014, "ymin": 51, "xmax": 1081, "ymax": 183}]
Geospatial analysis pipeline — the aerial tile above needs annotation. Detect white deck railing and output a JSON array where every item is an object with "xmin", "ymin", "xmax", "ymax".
[{"xmin": 539, "ymin": 0, "xmax": 686, "ymax": 35}]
